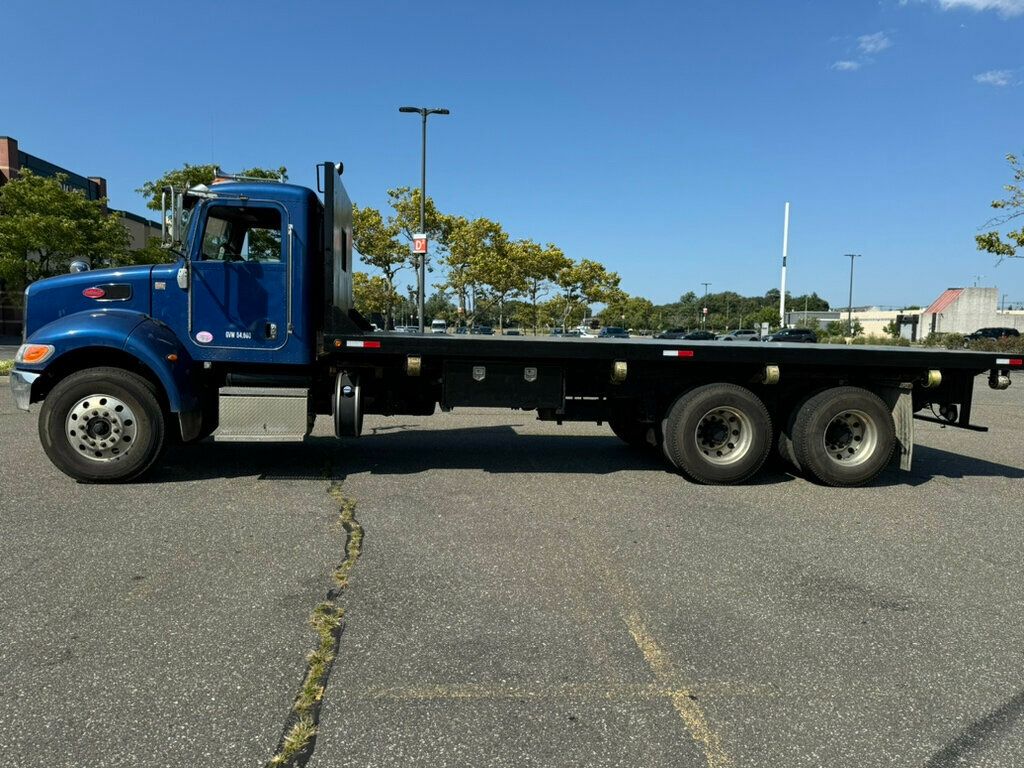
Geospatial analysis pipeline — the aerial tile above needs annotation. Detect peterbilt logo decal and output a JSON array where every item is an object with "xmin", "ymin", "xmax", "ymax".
[{"xmin": 82, "ymin": 283, "xmax": 132, "ymax": 301}]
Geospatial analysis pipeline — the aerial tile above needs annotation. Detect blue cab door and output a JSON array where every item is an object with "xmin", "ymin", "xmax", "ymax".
[{"xmin": 188, "ymin": 201, "xmax": 290, "ymax": 354}]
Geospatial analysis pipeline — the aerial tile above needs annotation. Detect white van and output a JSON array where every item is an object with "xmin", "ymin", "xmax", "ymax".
[{"xmin": 430, "ymin": 319, "xmax": 448, "ymax": 334}]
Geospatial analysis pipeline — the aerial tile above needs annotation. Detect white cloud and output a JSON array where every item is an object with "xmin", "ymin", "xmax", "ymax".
[
  {"xmin": 858, "ymin": 32, "xmax": 893, "ymax": 53},
  {"xmin": 974, "ymin": 69, "xmax": 1015, "ymax": 85},
  {"xmin": 907, "ymin": 0, "xmax": 1024, "ymax": 17},
  {"xmin": 832, "ymin": 60, "xmax": 863, "ymax": 71}
]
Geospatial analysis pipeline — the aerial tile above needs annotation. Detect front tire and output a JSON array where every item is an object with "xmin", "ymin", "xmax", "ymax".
[
  {"xmin": 662, "ymin": 383, "xmax": 772, "ymax": 484},
  {"xmin": 39, "ymin": 367, "xmax": 166, "ymax": 483}
]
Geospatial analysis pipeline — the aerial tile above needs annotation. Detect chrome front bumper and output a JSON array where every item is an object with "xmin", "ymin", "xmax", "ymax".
[{"xmin": 9, "ymin": 369, "xmax": 40, "ymax": 411}]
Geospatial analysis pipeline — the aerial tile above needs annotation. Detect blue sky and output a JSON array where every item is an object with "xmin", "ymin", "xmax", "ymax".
[{"xmin": 4, "ymin": 0, "xmax": 1023, "ymax": 308}]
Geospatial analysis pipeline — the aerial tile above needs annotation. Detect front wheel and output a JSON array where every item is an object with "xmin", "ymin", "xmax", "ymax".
[
  {"xmin": 38, "ymin": 367, "xmax": 166, "ymax": 483},
  {"xmin": 662, "ymin": 383, "xmax": 772, "ymax": 484}
]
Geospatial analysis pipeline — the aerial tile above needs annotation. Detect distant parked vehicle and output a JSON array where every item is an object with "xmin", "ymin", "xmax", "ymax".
[
  {"xmin": 656, "ymin": 329, "xmax": 716, "ymax": 340},
  {"xmin": 717, "ymin": 329, "xmax": 759, "ymax": 341},
  {"xmin": 504, "ymin": 329, "xmax": 522, "ymax": 336},
  {"xmin": 655, "ymin": 328, "xmax": 687, "ymax": 339},
  {"xmin": 470, "ymin": 325, "xmax": 494, "ymax": 335},
  {"xmin": 965, "ymin": 327, "xmax": 1020, "ymax": 343},
  {"xmin": 598, "ymin": 327, "xmax": 630, "ymax": 339},
  {"xmin": 763, "ymin": 328, "xmax": 817, "ymax": 343},
  {"xmin": 430, "ymin": 319, "xmax": 448, "ymax": 334},
  {"xmin": 550, "ymin": 328, "xmax": 581, "ymax": 337}
]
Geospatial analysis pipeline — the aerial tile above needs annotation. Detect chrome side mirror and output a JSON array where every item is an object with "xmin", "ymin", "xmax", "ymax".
[{"xmin": 70, "ymin": 260, "xmax": 90, "ymax": 273}]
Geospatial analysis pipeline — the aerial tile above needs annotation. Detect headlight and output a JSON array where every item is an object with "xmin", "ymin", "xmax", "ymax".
[{"xmin": 14, "ymin": 344, "xmax": 55, "ymax": 365}]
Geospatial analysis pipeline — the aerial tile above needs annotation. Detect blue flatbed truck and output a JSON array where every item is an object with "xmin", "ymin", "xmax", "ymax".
[{"xmin": 8, "ymin": 162, "xmax": 1021, "ymax": 486}]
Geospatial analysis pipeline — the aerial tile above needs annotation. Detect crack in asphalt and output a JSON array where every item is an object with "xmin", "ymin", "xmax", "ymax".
[{"xmin": 265, "ymin": 479, "xmax": 363, "ymax": 767}]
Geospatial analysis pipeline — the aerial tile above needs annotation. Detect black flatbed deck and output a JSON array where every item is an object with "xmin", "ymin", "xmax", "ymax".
[{"xmin": 324, "ymin": 332, "xmax": 1011, "ymax": 375}]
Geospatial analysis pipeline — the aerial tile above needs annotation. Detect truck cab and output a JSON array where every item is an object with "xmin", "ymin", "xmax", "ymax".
[{"xmin": 10, "ymin": 163, "xmax": 362, "ymax": 481}]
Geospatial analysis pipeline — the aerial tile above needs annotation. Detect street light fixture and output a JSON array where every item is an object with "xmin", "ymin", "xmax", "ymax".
[
  {"xmin": 844, "ymin": 254, "xmax": 861, "ymax": 336},
  {"xmin": 399, "ymin": 106, "xmax": 450, "ymax": 333}
]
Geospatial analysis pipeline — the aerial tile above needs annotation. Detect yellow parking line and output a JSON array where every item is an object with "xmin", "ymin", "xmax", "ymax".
[{"xmin": 623, "ymin": 611, "xmax": 732, "ymax": 768}]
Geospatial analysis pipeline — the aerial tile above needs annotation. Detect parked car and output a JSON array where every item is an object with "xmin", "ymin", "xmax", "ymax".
[
  {"xmin": 470, "ymin": 325, "xmax": 494, "ymax": 335},
  {"xmin": 598, "ymin": 327, "xmax": 630, "ymax": 339},
  {"xmin": 965, "ymin": 327, "xmax": 1020, "ymax": 342},
  {"xmin": 656, "ymin": 329, "xmax": 716, "ymax": 340},
  {"xmin": 716, "ymin": 328, "xmax": 759, "ymax": 341},
  {"xmin": 763, "ymin": 328, "xmax": 817, "ymax": 343},
  {"xmin": 550, "ymin": 328, "xmax": 581, "ymax": 337},
  {"xmin": 504, "ymin": 329, "xmax": 522, "ymax": 336}
]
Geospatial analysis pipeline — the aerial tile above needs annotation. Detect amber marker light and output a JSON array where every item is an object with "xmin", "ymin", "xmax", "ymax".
[{"xmin": 15, "ymin": 344, "xmax": 55, "ymax": 365}]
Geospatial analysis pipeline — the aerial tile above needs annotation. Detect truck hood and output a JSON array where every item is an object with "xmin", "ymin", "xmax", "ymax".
[{"xmin": 24, "ymin": 264, "xmax": 155, "ymax": 339}]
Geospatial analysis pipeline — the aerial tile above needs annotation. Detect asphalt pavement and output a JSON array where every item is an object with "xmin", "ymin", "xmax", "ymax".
[{"xmin": 1, "ymin": 377, "xmax": 1023, "ymax": 767}]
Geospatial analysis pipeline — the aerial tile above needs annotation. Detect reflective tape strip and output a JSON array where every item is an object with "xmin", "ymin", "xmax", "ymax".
[
  {"xmin": 347, "ymin": 340, "xmax": 382, "ymax": 349},
  {"xmin": 662, "ymin": 349, "xmax": 695, "ymax": 358},
  {"xmin": 996, "ymin": 358, "xmax": 1022, "ymax": 367}
]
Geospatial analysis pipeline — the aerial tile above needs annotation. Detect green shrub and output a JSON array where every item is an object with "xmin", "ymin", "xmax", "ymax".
[{"xmin": 0, "ymin": 360, "xmax": 13, "ymax": 376}]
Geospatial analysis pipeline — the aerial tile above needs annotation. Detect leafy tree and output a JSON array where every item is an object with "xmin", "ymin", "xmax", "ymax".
[
  {"xmin": 439, "ymin": 216, "xmax": 522, "ymax": 329},
  {"xmin": 137, "ymin": 163, "xmax": 288, "ymax": 210},
  {"xmin": 825, "ymin": 319, "xmax": 864, "ymax": 337},
  {"xmin": 353, "ymin": 271, "xmax": 399, "ymax": 322},
  {"xmin": 599, "ymin": 291, "xmax": 655, "ymax": 332},
  {"xmin": 0, "ymin": 171, "xmax": 131, "ymax": 291},
  {"xmin": 386, "ymin": 187, "xmax": 447, "ymax": 294},
  {"xmin": 424, "ymin": 291, "xmax": 456, "ymax": 324},
  {"xmin": 353, "ymin": 205, "xmax": 406, "ymax": 327},
  {"xmin": 518, "ymin": 240, "xmax": 570, "ymax": 333},
  {"xmin": 475, "ymin": 236, "xmax": 529, "ymax": 332},
  {"xmin": 554, "ymin": 259, "xmax": 620, "ymax": 331},
  {"xmin": 977, "ymin": 153, "xmax": 1024, "ymax": 263}
]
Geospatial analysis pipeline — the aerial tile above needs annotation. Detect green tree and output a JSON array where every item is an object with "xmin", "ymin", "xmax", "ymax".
[
  {"xmin": 0, "ymin": 171, "xmax": 131, "ymax": 291},
  {"xmin": 977, "ymin": 153, "xmax": 1024, "ymax": 263},
  {"xmin": 554, "ymin": 259, "xmax": 620, "ymax": 331},
  {"xmin": 518, "ymin": 240, "xmax": 570, "ymax": 334},
  {"xmin": 386, "ymin": 187, "xmax": 447, "ymax": 294},
  {"xmin": 352, "ymin": 271, "xmax": 399, "ymax": 320},
  {"xmin": 352, "ymin": 205, "xmax": 406, "ymax": 327},
  {"xmin": 137, "ymin": 163, "xmax": 288, "ymax": 210},
  {"xmin": 438, "ymin": 216, "xmax": 514, "ymax": 329}
]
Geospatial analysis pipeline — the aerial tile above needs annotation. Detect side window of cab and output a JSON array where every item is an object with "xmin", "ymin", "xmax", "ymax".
[{"xmin": 200, "ymin": 205, "xmax": 283, "ymax": 262}]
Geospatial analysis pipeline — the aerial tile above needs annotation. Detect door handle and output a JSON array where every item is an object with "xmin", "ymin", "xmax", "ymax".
[{"xmin": 266, "ymin": 322, "xmax": 278, "ymax": 340}]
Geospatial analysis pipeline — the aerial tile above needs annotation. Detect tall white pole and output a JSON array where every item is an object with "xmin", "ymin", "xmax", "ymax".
[{"xmin": 779, "ymin": 202, "xmax": 790, "ymax": 327}]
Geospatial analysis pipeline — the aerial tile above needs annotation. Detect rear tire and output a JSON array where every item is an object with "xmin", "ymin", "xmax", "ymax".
[
  {"xmin": 662, "ymin": 383, "xmax": 772, "ymax": 484},
  {"xmin": 791, "ymin": 386, "xmax": 894, "ymax": 487},
  {"xmin": 39, "ymin": 367, "xmax": 166, "ymax": 483}
]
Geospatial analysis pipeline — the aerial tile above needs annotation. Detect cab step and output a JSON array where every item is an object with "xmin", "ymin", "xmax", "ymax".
[{"xmin": 213, "ymin": 386, "xmax": 312, "ymax": 442}]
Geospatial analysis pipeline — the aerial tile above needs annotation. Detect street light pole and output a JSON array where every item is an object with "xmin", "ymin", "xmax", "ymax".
[
  {"xmin": 399, "ymin": 106, "xmax": 450, "ymax": 332},
  {"xmin": 845, "ymin": 254, "xmax": 861, "ymax": 336},
  {"xmin": 701, "ymin": 282, "xmax": 711, "ymax": 329}
]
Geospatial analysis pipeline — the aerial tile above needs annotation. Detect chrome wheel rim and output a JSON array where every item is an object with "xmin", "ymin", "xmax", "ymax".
[
  {"xmin": 822, "ymin": 409, "xmax": 877, "ymax": 467},
  {"xmin": 65, "ymin": 394, "xmax": 138, "ymax": 463},
  {"xmin": 694, "ymin": 406, "xmax": 753, "ymax": 465}
]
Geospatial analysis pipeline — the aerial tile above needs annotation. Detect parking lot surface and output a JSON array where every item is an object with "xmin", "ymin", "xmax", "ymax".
[{"xmin": 2, "ymin": 379, "xmax": 1023, "ymax": 767}]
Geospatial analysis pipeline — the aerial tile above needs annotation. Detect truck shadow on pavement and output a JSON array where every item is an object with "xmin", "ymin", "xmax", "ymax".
[{"xmin": 153, "ymin": 426, "xmax": 1024, "ymax": 486}]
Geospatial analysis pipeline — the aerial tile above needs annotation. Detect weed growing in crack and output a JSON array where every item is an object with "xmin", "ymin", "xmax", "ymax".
[{"xmin": 266, "ymin": 481, "xmax": 364, "ymax": 768}]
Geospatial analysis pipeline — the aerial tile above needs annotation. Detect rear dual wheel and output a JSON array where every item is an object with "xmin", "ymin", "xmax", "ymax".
[
  {"xmin": 662, "ymin": 384, "xmax": 772, "ymax": 485},
  {"xmin": 788, "ymin": 387, "xmax": 894, "ymax": 487}
]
